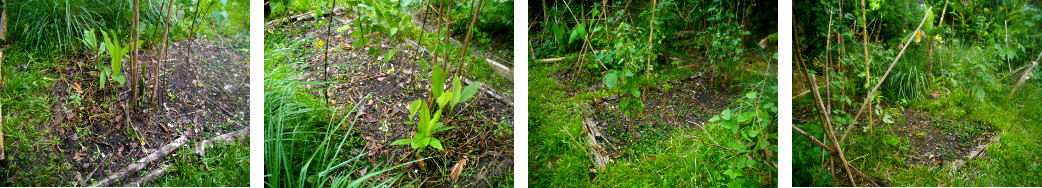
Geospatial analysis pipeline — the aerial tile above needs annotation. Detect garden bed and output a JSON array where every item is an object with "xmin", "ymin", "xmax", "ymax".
[
  {"xmin": 269, "ymin": 12, "xmax": 514, "ymax": 187},
  {"xmin": 38, "ymin": 38, "xmax": 249, "ymax": 186}
]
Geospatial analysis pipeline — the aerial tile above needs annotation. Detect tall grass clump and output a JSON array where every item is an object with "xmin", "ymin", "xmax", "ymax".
[
  {"xmin": 265, "ymin": 49, "xmax": 421, "ymax": 188},
  {"xmin": 878, "ymin": 48, "xmax": 930, "ymax": 101},
  {"xmin": 7, "ymin": 0, "xmax": 167, "ymax": 51}
]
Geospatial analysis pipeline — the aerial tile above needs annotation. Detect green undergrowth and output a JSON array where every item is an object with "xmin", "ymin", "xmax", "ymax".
[
  {"xmin": 153, "ymin": 141, "xmax": 250, "ymax": 187},
  {"xmin": 0, "ymin": 47, "xmax": 66, "ymax": 186},
  {"xmin": 529, "ymin": 59, "xmax": 778, "ymax": 187},
  {"xmin": 795, "ymin": 78, "xmax": 1042, "ymax": 187},
  {"xmin": 265, "ymin": 32, "xmax": 430, "ymax": 187}
]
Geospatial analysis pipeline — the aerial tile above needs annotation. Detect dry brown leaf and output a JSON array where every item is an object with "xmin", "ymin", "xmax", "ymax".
[
  {"xmin": 71, "ymin": 82, "xmax": 83, "ymax": 94},
  {"xmin": 449, "ymin": 156, "xmax": 469, "ymax": 183},
  {"xmin": 72, "ymin": 153, "xmax": 89, "ymax": 160}
]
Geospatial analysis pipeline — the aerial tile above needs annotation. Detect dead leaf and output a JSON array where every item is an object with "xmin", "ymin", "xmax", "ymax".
[
  {"xmin": 72, "ymin": 153, "xmax": 89, "ymax": 160},
  {"xmin": 376, "ymin": 77, "xmax": 386, "ymax": 81},
  {"xmin": 71, "ymin": 82, "xmax": 83, "ymax": 93},
  {"xmin": 647, "ymin": 156, "xmax": 657, "ymax": 161},
  {"xmin": 66, "ymin": 113, "xmax": 76, "ymax": 120},
  {"xmin": 117, "ymin": 145, "xmax": 125, "ymax": 157},
  {"xmin": 450, "ymin": 156, "xmax": 469, "ymax": 183},
  {"xmin": 365, "ymin": 117, "xmax": 380, "ymax": 123}
]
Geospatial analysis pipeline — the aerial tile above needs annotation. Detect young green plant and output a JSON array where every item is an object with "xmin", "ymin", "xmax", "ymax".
[{"xmin": 391, "ymin": 63, "xmax": 480, "ymax": 152}]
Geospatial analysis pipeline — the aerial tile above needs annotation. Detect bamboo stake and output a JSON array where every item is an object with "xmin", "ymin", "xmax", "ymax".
[
  {"xmin": 841, "ymin": 7, "xmax": 932, "ymax": 144},
  {"xmin": 646, "ymin": 0, "xmax": 656, "ymax": 79},
  {"xmin": 130, "ymin": 0, "xmax": 140, "ymax": 110},
  {"xmin": 455, "ymin": 0, "xmax": 485, "ymax": 79},
  {"xmin": 862, "ymin": 0, "xmax": 872, "ymax": 136},
  {"xmin": 1, "ymin": 51, "xmax": 4, "ymax": 160},
  {"xmin": 323, "ymin": 0, "xmax": 337, "ymax": 105},
  {"xmin": 153, "ymin": 0, "xmax": 174, "ymax": 104}
]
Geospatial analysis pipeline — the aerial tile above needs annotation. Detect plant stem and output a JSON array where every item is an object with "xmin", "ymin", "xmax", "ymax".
[
  {"xmin": 130, "ymin": 0, "xmax": 140, "ymax": 111},
  {"xmin": 323, "ymin": 0, "xmax": 336, "ymax": 105},
  {"xmin": 455, "ymin": 0, "xmax": 484, "ymax": 80},
  {"xmin": 154, "ymin": 0, "xmax": 173, "ymax": 105}
]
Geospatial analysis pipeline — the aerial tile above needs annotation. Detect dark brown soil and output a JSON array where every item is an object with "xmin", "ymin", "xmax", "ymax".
[
  {"xmin": 40, "ymin": 38, "xmax": 248, "ymax": 186},
  {"xmin": 271, "ymin": 12, "xmax": 514, "ymax": 187},
  {"xmin": 891, "ymin": 110, "xmax": 996, "ymax": 167},
  {"xmin": 588, "ymin": 74, "xmax": 739, "ymax": 159}
]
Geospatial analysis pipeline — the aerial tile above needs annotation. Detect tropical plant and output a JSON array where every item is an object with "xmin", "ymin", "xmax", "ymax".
[
  {"xmin": 98, "ymin": 30, "xmax": 130, "ymax": 88},
  {"xmin": 391, "ymin": 63, "xmax": 480, "ymax": 152}
]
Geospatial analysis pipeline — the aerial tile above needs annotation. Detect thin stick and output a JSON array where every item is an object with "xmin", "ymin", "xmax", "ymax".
[
  {"xmin": 841, "ymin": 6, "xmax": 932, "ymax": 144},
  {"xmin": 126, "ymin": 165, "xmax": 169, "ymax": 187},
  {"xmin": 154, "ymin": 0, "xmax": 174, "ymax": 104},
  {"xmin": 323, "ymin": 0, "xmax": 337, "ymax": 105},
  {"xmin": 130, "ymin": 0, "xmax": 140, "ymax": 110},
  {"xmin": 646, "ymin": 0, "xmax": 656, "ymax": 79},
  {"xmin": 0, "ymin": 51, "xmax": 4, "ymax": 160},
  {"xmin": 455, "ymin": 0, "xmax": 485, "ymax": 79}
]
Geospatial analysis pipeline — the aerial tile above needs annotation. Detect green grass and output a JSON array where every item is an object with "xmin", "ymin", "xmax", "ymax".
[
  {"xmin": 0, "ymin": 47, "xmax": 68, "ymax": 186},
  {"xmin": 528, "ymin": 57, "xmax": 777, "ymax": 187},
  {"xmin": 7, "ymin": 0, "xmax": 248, "ymax": 53},
  {"xmin": 153, "ymin": 141, "xmax": 250, "ymax": 187},
  {"xmin": 794, "ymin": 50, "xmax": 1042, "ymax": 186},
  {"xmin": 265, "ymin": 35, "xmax": 424, "ymax": 188}
]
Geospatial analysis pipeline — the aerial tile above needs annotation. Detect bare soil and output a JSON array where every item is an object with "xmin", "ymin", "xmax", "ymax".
[
  {"xmin": 31, "ymin": 38, "xmax": 249, "ymax": 186},
  {"xmin": 587, "ymin": 73, "xmax": 739, "ymax": 160}
]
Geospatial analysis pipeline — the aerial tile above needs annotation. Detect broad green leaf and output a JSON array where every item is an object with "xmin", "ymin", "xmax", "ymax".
[
  {"xmin": 430, "ymin": 139, "xmax": 444, "ymax": 150},
  {"xmin": 459, "ymin": 82, "xmax": 481, "ymax": 103},
  {"xmin": 451, "ymin": 77, "xmax": 463, "ymax": 106},
  {"xmin": 390, "ymin": 139, "xmax": 412, "ymax": 146},
  {"xmin": 437, "ymin": 92, "xmax": 453, "ymax": 109},
  {"xmin": 630, "ymin": 88, "xmax": 640, "ymax": 97},
  {"xmin": 603, "ymin": 72, "xmax": 619, "ymax": 88},
  {"xmin": 408, "ymin": 99, "xmax": 422, "ymax": 119},
  {"xmin": 432, "ymin": 64, "xmax": 445, "ymax": 98},
  {"xmin": 722, "ymin": 108, "xmax": 733, "ymax": 120},
  {"xmin": 384, "ymin": 49, "xmax": 396, "ymax": 61},
  {"xmin": 746, "ymin": 92, "xmax": 757, "ymax": 99}
]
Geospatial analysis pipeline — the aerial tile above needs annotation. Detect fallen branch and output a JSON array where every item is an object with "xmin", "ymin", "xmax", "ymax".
[
  {"xmin": 1009, "ymin": 51, "xmax": 1042, "ymax": 98},
  {"xmin": 126, "ymin": 165, "xmax": 170, "ymax": 187},
  {"xmin": 195, "ymin": 127, "xmax": 250, "ymax": 156},
  {"xmin": 264, "ymin": 6, "xmax": 350, "ymax": 28},
  {"xmin": 91, "ymin": 136, "xmax": 188, "ymax": 187}
]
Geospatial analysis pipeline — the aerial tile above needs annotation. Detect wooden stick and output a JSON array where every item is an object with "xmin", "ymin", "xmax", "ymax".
[
  {"xmin": 91, "ymin": 136, "xmax": 188, "ymax": 187},
  {"xmin": 153, "ymin": 0, "xmax": 174, "ymax": 105},
  {"xmin": 323, "ymin": 0, "xmax": 337, "ymax": 105},
  {"xmin": 456, "ymin": 0, "xmax": 485, "ymax": 79},
  {"xmin": 126, "ymin": 165, "xmax": 170, "ymax": 187},
  {"xmin": 1009, "ymin": 51, "xmax": 1042, "ymax": 98},
  {"xmin": 194, "ymin": 127, "xmax": 249, "ymax": 156},
  {"xmin": 130, "ymin": 0, "xmax": 140, "ymax": 110},
  {"xmin": 1, "ymin": 51, "xmax": 4, "ymax": 160},
  {"xmin": 841, "ymin": 6, "xmax": 932, "ymax": 144}
]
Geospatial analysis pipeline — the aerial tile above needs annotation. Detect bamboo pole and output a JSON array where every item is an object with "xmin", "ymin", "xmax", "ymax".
[
  {"xmin": 153, "ymin": 0, "xmax": 174, "ymax": 104},
  {"xmin": 1, "ymin": 51, "xmax": 4, "ymax": 160},
  {"xmin": 646, "ymin": 0, "xmax": 656, "ymax": 79},
  {"xmin": 456, "ymin": 0, "xmax": 485, "ymax": 79},
  {"xmin": 130, "ymin": 0, "xmax": 140, "ymax": 110}
]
